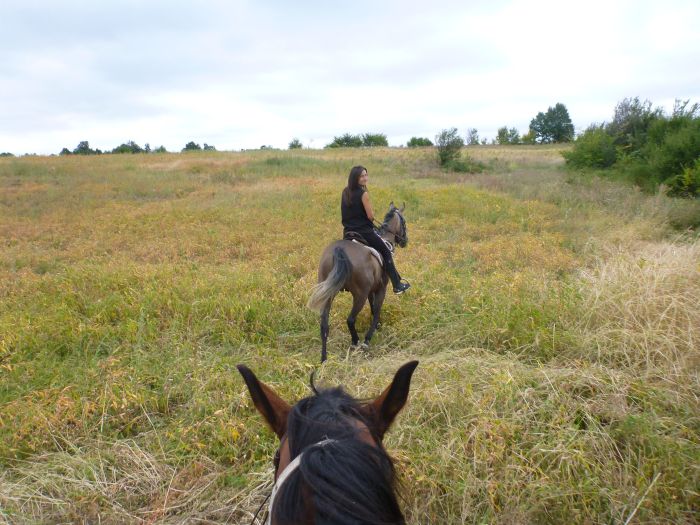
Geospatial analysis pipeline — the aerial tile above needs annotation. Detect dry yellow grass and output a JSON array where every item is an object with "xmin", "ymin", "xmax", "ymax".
[{"xmin": 1, "ymin": 147, "xmax": 698, "ymax": 523}]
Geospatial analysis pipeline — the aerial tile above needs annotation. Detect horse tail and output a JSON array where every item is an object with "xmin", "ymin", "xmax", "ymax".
[{"xmin": 307, "ymin": 246, "xmax": 352, "ymax": 312}]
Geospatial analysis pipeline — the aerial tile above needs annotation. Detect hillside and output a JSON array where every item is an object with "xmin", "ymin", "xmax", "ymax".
[{"xmin": 1, "ymin": 147, "xmax": 698, "ymax": 523}]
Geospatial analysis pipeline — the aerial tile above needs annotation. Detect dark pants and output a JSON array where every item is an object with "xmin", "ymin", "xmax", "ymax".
[
  {"xmin": 361, "ymin": 230, "xmax": 394, "ymax": 264},
  {"xmin": 350, "ymin": 229, "xmax": 402, "ymax": 286}
]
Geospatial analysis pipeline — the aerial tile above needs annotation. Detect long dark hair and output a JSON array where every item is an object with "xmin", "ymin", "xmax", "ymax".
[
  {"xmin": 341, "ymin": 165, "xmax": 367, "ymax": 206},
  {"xmin": 273, "ymin": 386, "xmax": 404, "ymax": 524}
]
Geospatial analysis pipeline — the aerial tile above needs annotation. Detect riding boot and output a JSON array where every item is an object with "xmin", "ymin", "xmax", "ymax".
[{"xmin": 385, "ymin": 259, "xmax": 410, "ymax": 294}]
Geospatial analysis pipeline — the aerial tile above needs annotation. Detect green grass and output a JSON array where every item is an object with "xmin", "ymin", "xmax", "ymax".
[{"xmin": 1, "ymin": 146, "xmax": 698, "ymax": 523}]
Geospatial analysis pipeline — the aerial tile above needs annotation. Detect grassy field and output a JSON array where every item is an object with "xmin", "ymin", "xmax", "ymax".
[{"xmin": 0, "ymin": 146, "xmax": 698, "ymax": 524}]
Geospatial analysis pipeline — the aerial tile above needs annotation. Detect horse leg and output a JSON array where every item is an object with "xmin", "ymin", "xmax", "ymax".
[
  {"xmin": 320, "ymin": 302, "xmax": 331, "ymax": 363},
  {"xmin": 364, "ymin": 285, "xmax": 387, "ymax": 346},
  {"xmin": 347, "ymin": 293, "xmax": 367, "ymax": 347}
]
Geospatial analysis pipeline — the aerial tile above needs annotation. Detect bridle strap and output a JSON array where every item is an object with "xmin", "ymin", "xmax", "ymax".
[
  {"xmin": 264, "ymin": 438, "xmax": 337, "ymax": 525},
  {"xmin": 376, "ymin": 210, "xmax": 407, "ymax": 246}
]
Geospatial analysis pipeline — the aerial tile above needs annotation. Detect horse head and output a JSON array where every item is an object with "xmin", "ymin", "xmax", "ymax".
[
  {"xmin": 383, "ymin": 202, "xmax": 408, "ymax": 248},
  {"xmin": 237, "ymin": 361, "xmax": 419, "ymax": 524}
]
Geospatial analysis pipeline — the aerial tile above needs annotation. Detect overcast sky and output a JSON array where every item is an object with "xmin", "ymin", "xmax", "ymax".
[{"xmin": 1, "ymin": 0, "xmax": 698, "ymax": 155}]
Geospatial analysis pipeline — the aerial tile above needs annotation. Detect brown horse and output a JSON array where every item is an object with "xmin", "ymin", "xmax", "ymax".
[
  {"xmin": 308, "ymin": 203, "xmax": 408, "ymax": 362},
  {"xmin": 237, "ymin": 360, "xmax": 418, "ymax": 525}
]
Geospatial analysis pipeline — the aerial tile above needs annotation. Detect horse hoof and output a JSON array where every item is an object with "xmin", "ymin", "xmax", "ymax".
[{"xmin": 359, "ymin": 342, "xmax": 369, "ymax": 351}]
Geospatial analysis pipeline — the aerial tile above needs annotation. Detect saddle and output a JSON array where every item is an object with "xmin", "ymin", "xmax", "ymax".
[
  {"xmin": 343, "ymin": 231, "xmax": 383, "ymax": 267},
  {"xmin": 343, "ymin": 231, "xmax": 367, "ymax": 245}
]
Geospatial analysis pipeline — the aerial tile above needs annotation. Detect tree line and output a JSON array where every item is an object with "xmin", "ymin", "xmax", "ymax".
[
  {"xmin": 57, "ymin": 140, "xmax": 217, "ymax": 155},
  {"xmin": 3, "ymin": 103, "xmax": 571, "ymax": 157},
  {"xmin": 288, "ymin": 102, "xmax": 575, "ymax": 150}
]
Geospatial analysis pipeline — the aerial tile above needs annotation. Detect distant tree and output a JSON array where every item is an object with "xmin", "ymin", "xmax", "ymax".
[
  {"xmin": 203, "ymin": 143, "xmax": 216, "ymax": 151},
  {"xmin": 59, "ymin": 147, "xmax": 72, "ymax": 155},
  {"xmin": 508, "ymin": 128, "xmax": 520, "ymax": 144},
  {"xmin": 466, "ymin": 128, "xmax": 480, "ymax": 145},
  {"xmin": 288, "ymin": 138, "xmax": 303, "ymax": 149},
  {"xmin": 74, "ymin": 141, "xmax": 91, "ymax": 154},
  {"xmin": 154, "ymin": 145, "xmax": 167, "ymax": 153},
  {"xmin": 480, "ymin": 137, "xmax": 489, "ymax": 145},
  {"xmin": 362, "ymin": 133, "xmax": 389, "ymax": 147},
  {"xmin": 548, "ymin": 103, "xmax": 575, "ymax": 142},
  {"xmin": 73, "ymin": 141, "xmax": 101, "ymax": 155},
  {"xmin": 112, "ymin": 140, "xmax": 144, "ymax": 154},
  {"xmin": 497, "ymin": 126, "xmax": 521, "ymax": 144},
  {"xmin": 496, "ymin": 127, "xmax": 510, "ymax": 145},
  {"xmin": 407, "ymin": 137, "xmax": 433, "ymax": 147},
  {"xmin": 144, "ymin": 143, "xmax": 151, "ymax": 153},
  {"xmin": 0, "ymin": 152, "xmax": 14, "ymax": 157},
  {"xmin": 326, "ymin": 133, "xmax": 363, "ymax": 148},
  {"xmin": 529, "ymin": 103, "xmax": 574, "ymax": 143},
  {"xmin": 182, "ymin": 141, "xmax": 202, "ymax": 152},
  {"xmin": 521, "ymin": 130, "xmax": 536, "ymax": 144},
  {"xmin": 435, "ymin": 127, "xmax": 464, "ymax": 166},
  {"xmin": 529, "ymin": 112, "xmax": 550, "ymax": 143}
]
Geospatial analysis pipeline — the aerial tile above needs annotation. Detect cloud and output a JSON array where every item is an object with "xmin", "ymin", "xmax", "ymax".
[{"xmin": 0, "ymin": 0, "xmax": 698, "ymax": 154}]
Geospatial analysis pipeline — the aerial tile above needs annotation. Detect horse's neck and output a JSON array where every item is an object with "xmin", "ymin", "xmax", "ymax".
[{"xmin": 378, "ymin": 228, "xmax": 395, "ymax": 244}]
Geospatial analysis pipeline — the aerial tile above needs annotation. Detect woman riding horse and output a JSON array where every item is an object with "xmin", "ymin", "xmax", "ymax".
[
  {"xmin": 341, "ymin": 166, "xmax": 410, "ymax": 295},
  {"xmin": 308, "ymin": 167, "xmax": 411, "ymax": 361}
]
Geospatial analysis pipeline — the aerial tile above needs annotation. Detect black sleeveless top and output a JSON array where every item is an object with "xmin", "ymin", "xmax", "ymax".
[{"xmin": 341, "ymin": 187, "xmax": 373, "ymax": 233}]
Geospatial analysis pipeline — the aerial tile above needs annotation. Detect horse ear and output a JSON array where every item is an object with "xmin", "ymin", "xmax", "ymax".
[
  {"xmin": 237, "ymin": 365, "xmax": 291, "ymax": 439},
  {"xmin": 399, "ymin": 202, "xmax": 405, "ymax": 212},
  {"xmin": 389, "ymin": 201, "xmax": 395, "ymax": 210},
  {"xmin": 363, "ymin": 361, "xmax": 419, "ymax": 440}
]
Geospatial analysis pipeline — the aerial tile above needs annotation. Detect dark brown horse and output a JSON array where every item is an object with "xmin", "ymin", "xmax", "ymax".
[
  {"xmin": 237, "ymin": 360, "xmax": 418, "ymax": 525},
  {"xmin": 308, "ymin": 203, "xmax": 408, "ymax": 362}
]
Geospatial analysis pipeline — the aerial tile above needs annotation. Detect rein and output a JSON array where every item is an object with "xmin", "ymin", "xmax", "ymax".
[{"xmin": 375, "ymin": 210, "xmax": 407, "ymax": 246}]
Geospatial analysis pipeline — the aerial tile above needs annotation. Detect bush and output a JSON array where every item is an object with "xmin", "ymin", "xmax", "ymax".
[
  {"xmin": 446, "ymin": 155, "xmax": 486, "ymax": 173},
  {"xmin": 563, "ymin": 98, "xmax": 700, "ymax": 198},
  {"xmin": 407, "ymin": 137, "xmax": 433, "ymax": 147},
  {"xmin": 288, "ymin": 138, "xmax": 303, "ymax": 149},
  {"xmin": 563, "ymin": 126, "xmax": 617, "ymax": 168},
  {"xmin": 0, "ymin": 152, "xmax": 14, "ymax": 157},
  {"xmin": 326, "ymin": 134, "xmax": 363, "ymax": 148},
  {"xmin": 154, "ymin": 146, "xmax": 167, "ymax": 153},
  {"xmin": 645, "ymin": 107, "xmax": 700, "ymax": 180},
  {"xmin": 521, "ymin": 130, "xmax": 536, "ymax": 144},
  {"xmin": 608, "ymin": 97, "xmax": 662, "ymax": 152},
  {"xmin": 362, "ymin": 133, "xmax": 388, "ymax": 147},
  {"xmin": 325, "ymin": 133, "xmax": 388, "ymax": 148},
  {"xmin": 435, "ymin": 128, "xmax": 464, "ymax": 166},
  {"xmin": 112, "ymin": 141, "xmax": 144, "ymax": 154},
  {"xmin": 665, "ymin": 159, "xmax": 700, "ymax": 198}
]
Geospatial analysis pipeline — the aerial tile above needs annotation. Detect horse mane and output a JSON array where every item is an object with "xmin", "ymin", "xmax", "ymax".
[
  {"xmin": 273, "ymin": 387, "xmax": 405, "ymax": 525},
  {"xmin": 381, "ymin": 208, "xmax": 397, "ymax": 226},
  {"xmin": 379, "ymin": 208, "xmax": 407, "ymax": 248}
]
